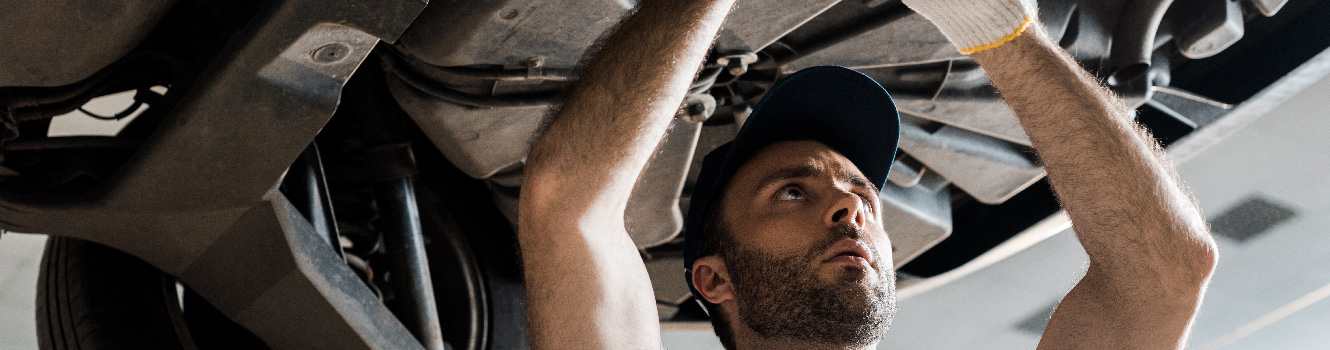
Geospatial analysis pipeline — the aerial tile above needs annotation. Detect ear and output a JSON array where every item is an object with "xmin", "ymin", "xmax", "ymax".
[{"xmin": 691, "ymin": 256, "xmax": 735, "ymax": 305}]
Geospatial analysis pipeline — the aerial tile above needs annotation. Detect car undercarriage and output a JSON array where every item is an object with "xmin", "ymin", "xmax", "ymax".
[{"xmin": 2, "ymin": 0, "xmax": 1328, "ymax": 348}]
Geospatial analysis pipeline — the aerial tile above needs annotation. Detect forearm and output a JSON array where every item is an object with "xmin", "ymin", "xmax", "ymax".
[
  {"xmin": 517, "ymin": 0, "xmax": 733, "ymax": 348},
  {"xmin": 971, "ymin": 24, "xmax": 1216, "ymax": 284},
  {"xmin": 524, "ymin": 0, "xmax": 733, "ymax": 221}
]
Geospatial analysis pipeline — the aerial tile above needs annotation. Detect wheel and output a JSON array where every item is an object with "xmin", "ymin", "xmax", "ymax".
[
  {"xmin": 33, "ymin": 152, "xmax": 530, "ymax": 349},
  {"xmin": 36, "ymin": 237, "xmax": 269, "ymax": 350},
  {"xmin": 36, "ymin": 237, "xmax": 191, "ymax": 350}
]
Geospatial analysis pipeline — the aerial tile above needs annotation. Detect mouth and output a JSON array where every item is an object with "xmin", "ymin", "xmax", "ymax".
[{"xmin": 822, "ymin": 239, "xmax": 874, "ymax": 269}]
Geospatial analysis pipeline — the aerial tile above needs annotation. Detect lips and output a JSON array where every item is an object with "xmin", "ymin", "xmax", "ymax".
[{"xmin": 822, "ymin": 239, "xmax": 874, "ymax": 269}]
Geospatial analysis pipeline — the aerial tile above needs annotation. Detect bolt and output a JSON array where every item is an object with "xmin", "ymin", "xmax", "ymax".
[
  {"xmin": 726, "ymin": 59, "xmax": 749, "ymax": 76},
  {"xmin": 311, "ymin": 43, "xmax": 350, "ymax": 63},
  {"xmin": 688, "ymin": 102, "xmax": 708, "ymax": 116},
  {"xmin": 679, "ymin": 94, "xmax": 716, "ymax": 123},
  {"xmin": 716, "ymin": 52, "xmax": 759, "ymax": 77}
]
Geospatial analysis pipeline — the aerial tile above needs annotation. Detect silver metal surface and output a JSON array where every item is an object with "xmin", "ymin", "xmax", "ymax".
[
  {"xmin": 782, "ymin": 13, "xmax": 963, "ymax": 72},
  {"xmin": 898, "ymin": 121, "xmax": 1045, "ymax": 205},
  {"xmin": 721, "ymin": 0, "xmax": 841, "ymax": 52},
  {"xmin": 881, "ymin": 173, "xmax": 953, "ymax": 267},
  {"xmin": 387, "ymin": 74, "xmax": 545, "ymax": 180},
  {"xmin": 625, "ymin": 118, "xmax": 705, "ymax": 247}
]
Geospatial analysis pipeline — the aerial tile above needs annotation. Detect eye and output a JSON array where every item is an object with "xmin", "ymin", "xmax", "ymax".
[
  {"xmin": 776, "ymin": 186, "xmax": 806, "ymax": 201},
  {"xmin": 857, "ymin": 192, "xmax": 877, "ymax": 211}
]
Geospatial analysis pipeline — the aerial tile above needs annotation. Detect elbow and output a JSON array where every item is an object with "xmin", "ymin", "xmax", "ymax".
[
  {"xmin": 1185, "ymin": 223, "xmax": 1220, "ymax": 276},
  {"xmin": 1182, "ymin": 247, "xmax": 1218, "ymax": 292},
  {"xmin": 1193, "ymin": 237, "xmax": 1219, "ymax": 281},
  {"xmin": 1162, "ymin": 231, "xmax": 1220, "ymax": 292},
  {"xmin": 518, "ymin": 162, "xmax": 572, "ymax": 229},
  {"xmin": 517, "ymin": 160, "xmax": 622, "ymax": 235},
  {"xmin": 1167, "ymin": 247, "xmax": 1217, "ymax": 303},
  {"xmin": 519, "ymin": 140, "xmax": 581, "ymax": 217},
  {"xmin": 1157, "ymin": 212, "xmax": 1220, "ymax": 288}
]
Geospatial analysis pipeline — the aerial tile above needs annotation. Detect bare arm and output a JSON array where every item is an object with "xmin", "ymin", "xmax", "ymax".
[
  {"xmin": 970, "ymin": 23, "xmax": 1218, "ymax": 349},
  {"xmin": 517, "ymin": 1, "xmax": 733, "ymax": 348}
]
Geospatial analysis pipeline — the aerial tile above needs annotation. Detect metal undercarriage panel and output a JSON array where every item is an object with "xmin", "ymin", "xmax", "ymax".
[
  {"xmin": 0, "ymin": 0, "xmax": 1317, "ymax": 340},
  {"xmin": 0, "ymin": 0, "xmax": 178, "ymax": 87},
  {"xmin": 385, "ymin": 0, "xmax": 1092, "ymax": 257},
  {"xmin": 0, "ymin": 0, "xmax": 429, "ymax": 348},
  {"xmin": 381, "ymin": 0, "xmax": 1296, "ymax": 316}
]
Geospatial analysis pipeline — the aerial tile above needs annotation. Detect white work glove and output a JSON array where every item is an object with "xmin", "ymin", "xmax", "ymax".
[{"xmin": 901, "ymin": 0, "xmax": 1038, "ymax": 54}]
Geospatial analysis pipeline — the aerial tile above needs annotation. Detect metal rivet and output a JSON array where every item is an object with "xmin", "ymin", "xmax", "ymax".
[{"xmin": 312, "ymin": 43, "xmax": 350, "ymax": 63}]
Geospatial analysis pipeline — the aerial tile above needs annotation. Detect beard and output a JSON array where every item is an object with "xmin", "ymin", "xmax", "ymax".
[{"xmin": 720, "ymin": 225, "xmax": 896, "ymax": 348}]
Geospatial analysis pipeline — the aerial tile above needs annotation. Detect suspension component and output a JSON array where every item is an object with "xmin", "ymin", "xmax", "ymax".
[
  {"xmin": 370, "ymin": 149, "xmax": 444, "ymax": 350},
  {"xmin": 285, "ymin": 143, "xmax": 345, "ymax": 258},
  {"xmin": 347, "ymin": 56, "xmax": 446, "ymax": 350}
]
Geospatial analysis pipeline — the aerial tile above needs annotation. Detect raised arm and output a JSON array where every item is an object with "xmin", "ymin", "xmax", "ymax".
[
  {"xmin": 517, "ymin": 1, "xmax": 733, "ymax": 349},
  {"xmin": 901, "ymin": 0, "xmax": 1217, "ymax": 347},
  {"xmin": 970, "ymin": 21, "xmax": 1218, "ymax": 350}
]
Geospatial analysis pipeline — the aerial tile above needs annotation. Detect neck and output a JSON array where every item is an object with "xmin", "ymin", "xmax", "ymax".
[
  {"xmin": 736, "ymin": 338, "xmax": 877, "ymax": 350},
  {"xmin": 731, "ymin": 319, "xmax": 879, "ymax": 350}
]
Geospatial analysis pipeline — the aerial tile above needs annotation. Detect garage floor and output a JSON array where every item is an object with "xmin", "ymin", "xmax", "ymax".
[
  {"xmin": 3, "ymin": 63, "xmax": 1329, "ymax": 350},
  {"xmin": 0, "ymin": 234, "xmax": 44, "ymax": 350}
]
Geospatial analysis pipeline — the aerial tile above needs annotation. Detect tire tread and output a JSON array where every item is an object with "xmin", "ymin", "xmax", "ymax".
[{"xmin": 35, "ymin": 237, "xmax": 187, "ymax": 350}]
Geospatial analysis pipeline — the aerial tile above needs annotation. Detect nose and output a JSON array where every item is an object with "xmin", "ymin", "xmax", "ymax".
[{"xmin": 824, "ymin": 190, "xmax": 868, "ymax": 229}]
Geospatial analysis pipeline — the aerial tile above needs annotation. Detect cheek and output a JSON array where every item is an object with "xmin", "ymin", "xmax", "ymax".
[
  {"xmin": 869, "ymin": 226, "xmax": 894, "ymax": 263},
  {"xmin": 741, "ymin": 212, "xmax": 825, "ymax": 253}
]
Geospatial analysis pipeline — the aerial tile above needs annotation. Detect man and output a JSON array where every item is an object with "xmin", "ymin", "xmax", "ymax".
[{"xmin": 519, "ymin": 0, "xmax": 1219, "ymax": 349}]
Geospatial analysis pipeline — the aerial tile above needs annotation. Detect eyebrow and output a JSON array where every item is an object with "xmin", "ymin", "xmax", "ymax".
[{"xmin": 753, "ymin": 165, "xmax": 877, "ymax": 196}]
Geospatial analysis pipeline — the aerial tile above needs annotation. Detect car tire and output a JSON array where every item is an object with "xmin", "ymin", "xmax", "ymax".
[
  {"xmin": 36, "ymin": 237, "xmax": 192, "ymax": 350},
  {"xmin": 33, "ymin": 168, "xmax": 529, "ymax": 350}
]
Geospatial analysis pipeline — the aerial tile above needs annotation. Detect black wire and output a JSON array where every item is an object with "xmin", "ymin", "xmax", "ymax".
[
  {"xmin": 383, "ymin": 54, "xmax": 560, "ymax": 108},
  {"xmin": 78, "ymin": 102, "xmax": 142, "ymax": 120},
  {"xmin": 8, "ymin": 52, "xmax": 173, "ymax": 122}
]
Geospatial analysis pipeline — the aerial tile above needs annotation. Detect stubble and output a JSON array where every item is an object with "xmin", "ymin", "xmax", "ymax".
[{"xmin": 721, "ymin": 225, "xmax": 897, "ymax": 348}]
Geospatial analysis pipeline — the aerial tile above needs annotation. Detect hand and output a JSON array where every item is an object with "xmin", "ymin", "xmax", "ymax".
[{"xmin": 900, "ymin": 0, "xmax": 1037, "ymax": 54}]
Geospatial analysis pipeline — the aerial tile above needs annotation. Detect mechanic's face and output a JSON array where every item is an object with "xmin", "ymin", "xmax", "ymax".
[{"xmin": 717, "ymin": 140, "xmax": 896, "ymax": 346}]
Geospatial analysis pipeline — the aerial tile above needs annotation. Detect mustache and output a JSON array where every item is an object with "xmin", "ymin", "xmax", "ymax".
[{"xmin": 807, "ymin": 224, "xmax": 883, "ymax": 267}]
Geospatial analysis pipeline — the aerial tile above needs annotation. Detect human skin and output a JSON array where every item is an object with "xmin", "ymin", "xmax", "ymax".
[
  {"xmin": 971, "ymin": 23, "xmax": 1218, "ymax": 350},
  {"xmin": 696, "ymin": 21, "xmax": 1219, "ymax": 350},
  {"xmin": 519, "ymin": 0, "xmax": 1218, "ymax": 348},
  {"xmin": 690, "ymin": 140, "xmax": 894, "ymax": 350},
  {"xmin": 517, "ymin": 0, "xmax": 735, "ymax": 348}
]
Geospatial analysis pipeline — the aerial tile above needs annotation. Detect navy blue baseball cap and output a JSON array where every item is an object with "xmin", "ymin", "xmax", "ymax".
[{"xmin": 681, "ymin": 66, "xmax": 900, "ymax": 304}]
